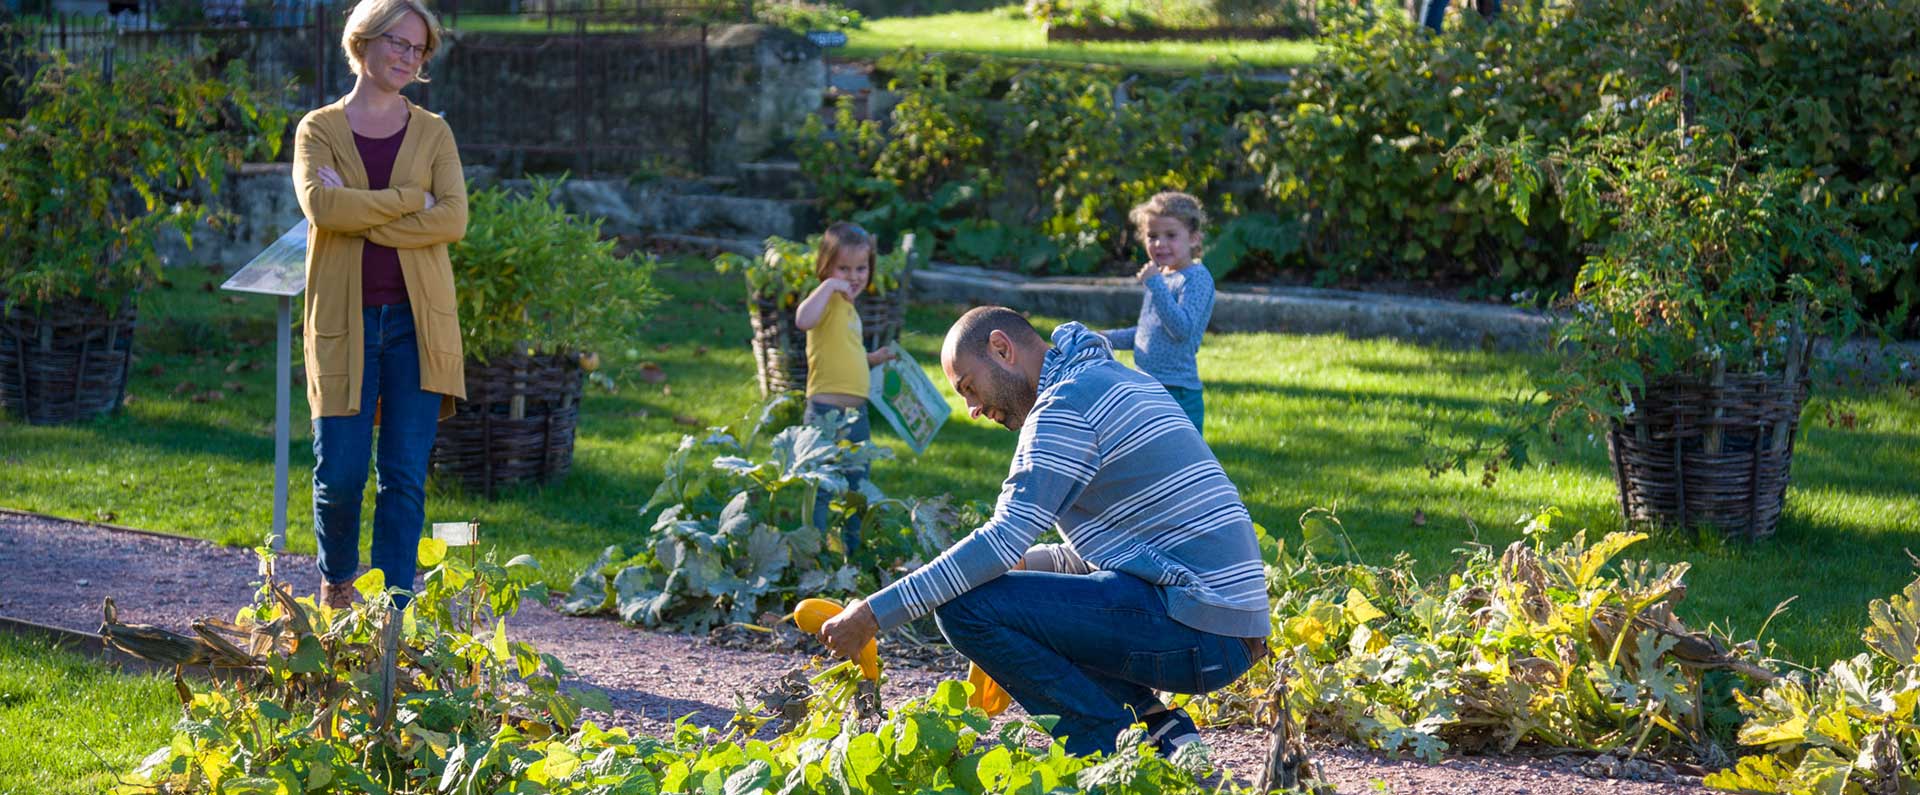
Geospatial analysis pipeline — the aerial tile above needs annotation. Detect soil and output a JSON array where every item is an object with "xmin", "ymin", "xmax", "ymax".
[{"xmin": 0, "ymin": 509, "xmax": 1714, "ymax": 794}]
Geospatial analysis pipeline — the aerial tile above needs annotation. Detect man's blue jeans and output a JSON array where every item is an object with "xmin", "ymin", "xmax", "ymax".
[
  {"xmin": 312, "ymin": 305, "xmax": 442, "ymax": 604},
  {"xmin": 934, "ymin": 569, "xmax": 1257, "ymax": 756}
]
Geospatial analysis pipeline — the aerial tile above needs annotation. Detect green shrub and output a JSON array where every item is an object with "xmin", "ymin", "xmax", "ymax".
[
  {"xmin": 1452, "ymin": 100, "xmax": 1907, "ymax": 425},
  {"xmin": 450, "ymin": 176, "xmax": 659, "ymax": 365},
  {"xmin": 1192, "ymin": 508, "xmax": 1766, "ymax": 765},
  {"xmin": 712, "ymin": 233, "xmax": 912, "ymax": 308},
  {"xmin": 1240, "ymin": 6, "xmax": 1595, "ymax": 294},
  {"xmin": 756, "ymin": 0, "xmax": 865, "ymax": 31},
  {"xmin": 813, "ymin": 0, "xmax": 1919, "ymax": 311},
  {"xmin": 0, "ymin": 52, "xmax": 286, "ymax": 312},
  {"xmin": 799, "ymin": 52, "xmax": 1271, "ymax": 276},
  {"xmin": 1705, "ymin": 576, "xmax": 1920, "ymax": 794},
  {"xmin": 559, "ymin": 395, "xmax": 986, "ymax": 633}
]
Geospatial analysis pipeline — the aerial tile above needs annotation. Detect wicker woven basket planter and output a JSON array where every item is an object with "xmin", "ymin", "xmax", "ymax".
[
  {"xmin": 1605, "ymin": 354, "xmax": 1812, "ymax": 541},
  {"xmin": 0, "ymin": 298, "xmax": 136, "ymax": 425},
  {"xmin": 430, "ymin": 352, "xmax": 584, "ymax": 499},
  {"xmin": 748, "ymin": 282, "xmax": 909, "ymax": 396}
]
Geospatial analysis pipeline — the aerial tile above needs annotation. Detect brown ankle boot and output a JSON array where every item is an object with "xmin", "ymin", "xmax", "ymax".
[{"xmin": 320, "ymin": 580, "xmax": 354, "ymax": 610}]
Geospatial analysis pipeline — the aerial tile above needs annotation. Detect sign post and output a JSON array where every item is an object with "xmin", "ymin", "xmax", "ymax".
[{"xmin": 220, "ymin": 220, "xmax": 310, "ymax": 563}]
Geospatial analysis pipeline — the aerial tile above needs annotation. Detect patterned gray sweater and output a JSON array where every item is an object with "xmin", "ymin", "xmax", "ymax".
[
  {"xmin": 865, "ymin": 322, "xmax": 1269, "ymax": 638},
  {"xmin": 1102, "ymin": 262, "xmax": 1215, "ymax": 390}
]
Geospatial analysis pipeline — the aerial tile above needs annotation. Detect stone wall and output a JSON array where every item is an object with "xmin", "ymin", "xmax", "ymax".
[{"xmin": 159, "ymin": 164, "xmax": 818, "ymax": 269}]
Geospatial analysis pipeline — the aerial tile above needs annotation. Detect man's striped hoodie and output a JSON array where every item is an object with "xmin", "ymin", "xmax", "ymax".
[{"xmin": 865, "ymin": 321, "xmax": 1270, "ymax": 639}]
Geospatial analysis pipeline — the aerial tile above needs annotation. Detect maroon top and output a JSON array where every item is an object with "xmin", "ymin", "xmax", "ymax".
[{"xmin": 354, "ymin": 120, "xmax": 410, "ymax": 307}]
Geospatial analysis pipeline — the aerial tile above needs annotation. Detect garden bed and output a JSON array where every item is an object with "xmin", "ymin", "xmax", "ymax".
[{"xmin": 0, "ymin": 508, "xmax": 1713, "ymax": 793}]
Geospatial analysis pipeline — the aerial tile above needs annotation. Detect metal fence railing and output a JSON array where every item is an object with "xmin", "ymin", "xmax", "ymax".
[{"xmin": 6, "ymin": 0, "xmax": 745, "ymax": 174}]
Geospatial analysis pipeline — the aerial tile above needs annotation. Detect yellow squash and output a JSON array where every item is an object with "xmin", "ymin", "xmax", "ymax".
[
  {"xmin": 967, "ymin": 663, "xmax": 1012, "ymax": 716},
  {"xmin": 791, "ymin": 597, "xmax": 880, "ymax": 681}
]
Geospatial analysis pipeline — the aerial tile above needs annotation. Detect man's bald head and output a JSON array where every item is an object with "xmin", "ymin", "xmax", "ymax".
[
  {"xmin": 942, "ymin": 306, "xmax": 1045, "ymax": 366},
  {"xmin": 940, "ymin": 307, "xmax": 1048, "ymax": 431}
]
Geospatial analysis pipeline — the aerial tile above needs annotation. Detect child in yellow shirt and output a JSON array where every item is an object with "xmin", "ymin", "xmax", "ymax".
[{"xmin": 794, "ymin": 222, "xmax": 896, "ymax": 541}]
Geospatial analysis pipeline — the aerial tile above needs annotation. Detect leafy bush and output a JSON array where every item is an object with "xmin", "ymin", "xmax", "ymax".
[
  {"xmin": 450, "ymin": 176, "xmax": 659, "ymax": 364},
  {"xmin": 559, "ymin": 395, "xmax": 984, "ymax": 633},
  {"xmin": 1238, "ymin": 5, "xmax": 1594, "ymax": 294},
  {"xmin": 1705, "ymin": 576, "xmax": 1920, "ymax": 794},
  {"xmin": 120, "ymin": 542, "xmax": 609, "ymax": 792},
  {"xmin": 798, "ymin": 53, "xmax": 1272, "ymax": 276},
  {"xmin": 0, "ymin": 51, "xmax": 286, "ymax": 312},
  {"xmin": 756, "ymin": 0, "xmax": 866, "ymax": 31},
  {"xmin": 816, "ymin": 0, "xmax": 1919, "ymax": 310},
  {"xmin": 120, "ymin": 541, "xmax": 1232, "ymax": 794},
  {"xmin": 1452, "ymin": 100, "xmax": 1908, "ymax": 425},
  {"xmin": 713, "ymin": 233, "xmax": 913, "ymax": 308},
  {"xmin": 1190, "ymin": 508, "xmax": 1769, "ymax": 765}
]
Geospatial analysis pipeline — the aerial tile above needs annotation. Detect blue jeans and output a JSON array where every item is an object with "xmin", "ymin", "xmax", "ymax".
[
  {"xmin": 805, "ymin": 399, "xmax": 869, "ymax": 549},
  {"xmin": 934, "ymin": 570, "xmax": 1256, "ymax": 756},
  {"xmin": 1165, "ymin": 385, "xmax": 1205, "ymax": 434},
  {"xmin": 312, "ymin": 305, "xmax": 442, "ymax": 604}
]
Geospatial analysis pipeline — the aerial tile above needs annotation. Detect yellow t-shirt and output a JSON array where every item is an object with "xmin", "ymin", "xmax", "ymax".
[{"xmin": 806, "ymin": 294, "xmax": 868, "ymax": 399}]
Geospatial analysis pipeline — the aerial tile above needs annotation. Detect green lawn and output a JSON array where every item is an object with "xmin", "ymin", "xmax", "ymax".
[
  {"xmin": 2, "ymin": 260, "xmax": 1917, "ymax": 669},
  {"xmin": 441, "ymin": 13, "xmax": 679, "ymax": 34},
  {"xmin": 0, "ymin": 634, "xmax": 178, "ymax": 794},
  {"xmin": 443, "ymin": 7, "xmax": 1316, "ymax": 72},
  {"xmin": 841, "ymin": 8, "xmax": 1316, "ymax": 71}
]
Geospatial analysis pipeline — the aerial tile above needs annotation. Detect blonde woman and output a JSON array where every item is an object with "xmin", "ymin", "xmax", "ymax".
[{"xmin": 293, "ymin": 0, "xmax": 466, "ymax": 609}]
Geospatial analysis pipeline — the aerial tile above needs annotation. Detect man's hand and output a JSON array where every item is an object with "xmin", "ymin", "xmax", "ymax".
[{"xmin": 819, "ymin": 599, "xmax": 879, "ymax": 662}]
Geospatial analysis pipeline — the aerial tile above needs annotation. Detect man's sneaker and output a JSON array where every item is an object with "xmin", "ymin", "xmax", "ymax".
[{"xmin": 1142, "ymin": 707, "xmax": 1201, "ymax": 755}]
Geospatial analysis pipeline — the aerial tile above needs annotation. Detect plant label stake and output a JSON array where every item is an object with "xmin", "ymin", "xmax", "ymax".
[
  {"xmin": 222, "ymin": 221, "xmax": 310, "ymax": 571},
  {"xmin": 375, "ymin": 603, "xmax": 401, "ymax": 731},
  {"xmin": 435, "ymin": 520, "xmax": 485, "ymax": 682},
  {"xmin": 433, "ymin": 520, "xmax": 483, "ymax": 628}
]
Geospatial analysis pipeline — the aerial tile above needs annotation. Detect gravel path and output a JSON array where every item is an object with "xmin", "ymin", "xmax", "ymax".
[{"xmin": 0, "ymin": 509, "xmax": 1715, "ymax": 794}]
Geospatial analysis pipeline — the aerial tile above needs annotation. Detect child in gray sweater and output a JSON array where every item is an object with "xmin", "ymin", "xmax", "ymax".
[{"xmin": 1102, "ymin": 192, "xmax": 1215, "ymax": 433}]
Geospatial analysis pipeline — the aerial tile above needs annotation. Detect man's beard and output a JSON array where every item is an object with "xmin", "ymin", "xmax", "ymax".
[{"xmin": 978, "ymin": 362, "xmax": 1037, "ymax": 430}]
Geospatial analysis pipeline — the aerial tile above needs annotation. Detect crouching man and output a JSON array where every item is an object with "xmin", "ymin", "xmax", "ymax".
[{"xmin": 820, "ymin": 306, "xmax": 1270, "ymax": 756}]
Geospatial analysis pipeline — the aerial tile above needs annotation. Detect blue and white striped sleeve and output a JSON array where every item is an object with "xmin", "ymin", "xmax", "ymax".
[
  {"xmin": 865, "ymin": 402, "xmax": 1102, "ymax": 631},
  {"xmin": 1144, "ymin": 269, "xmax": 1215, "ymax": 342}
]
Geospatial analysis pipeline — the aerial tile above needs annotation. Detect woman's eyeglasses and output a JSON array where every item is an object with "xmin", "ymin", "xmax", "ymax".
[{"xmin": 376, "ymin": 33, "xmax": 429, "ymax": 60}]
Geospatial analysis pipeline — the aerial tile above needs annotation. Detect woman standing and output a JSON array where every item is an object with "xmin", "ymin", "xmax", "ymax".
[{"xmin": 292, "ymin": 0, "xmax": 467, "ymax": 609}]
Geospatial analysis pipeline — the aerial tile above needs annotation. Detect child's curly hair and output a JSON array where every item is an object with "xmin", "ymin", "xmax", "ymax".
[
  {"xmin": 1128, "ymin": 191, "xmax": 1208, "ymax": 244},
  {"xmin": 813, "ymin": 221, "xmax": 877, "ymax": 282}
]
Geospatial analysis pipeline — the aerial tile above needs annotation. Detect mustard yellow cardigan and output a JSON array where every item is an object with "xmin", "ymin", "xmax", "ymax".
[{"xmin": 293, "ymin": 98, "xmax": 468, "ymax": 420}]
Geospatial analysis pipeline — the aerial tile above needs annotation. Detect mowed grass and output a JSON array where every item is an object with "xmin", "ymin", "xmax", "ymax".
[
  {"xmin": 841, "ymin": 7, "xmax": 1317, "ymax": 71},
  {"xmin": 2, "ymin": 259, "xmax": 1918, "ymax": 668},
  {"xmin": 0, "ymin": 633, "xmax": 178, "ymax": 794},
  {"xmin": 443, "ymin": 7, "xmax": 1316, "ymax": 72}
]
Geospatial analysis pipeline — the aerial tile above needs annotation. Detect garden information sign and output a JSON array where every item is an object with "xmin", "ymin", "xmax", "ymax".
[
  {"xmin": 221, "ymin": 219, "xmax": 308, "ymax": 558},
  {"xmin": 868, "ymin": 342, "xmax": 950, "ymax": 455}
]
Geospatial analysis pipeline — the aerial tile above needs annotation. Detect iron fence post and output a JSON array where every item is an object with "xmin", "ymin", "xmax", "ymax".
[
  {"xmin": 312, "ymin": 2, "xmax": 324, "ymax": 107},
  {"xmin": 575, "ymin": 16, "xmax": 588, "ymax": 174},
  {"xmin": 698, "ymin": 21, "xmax": 709, "ymax": 174}
]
